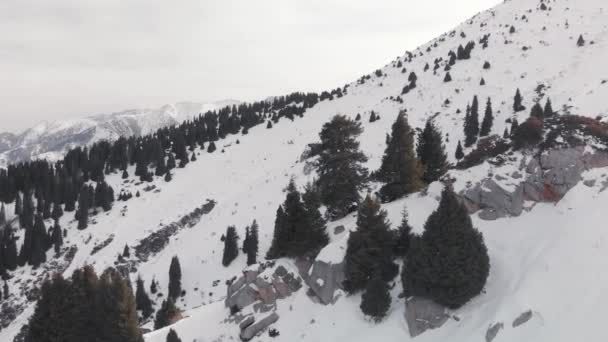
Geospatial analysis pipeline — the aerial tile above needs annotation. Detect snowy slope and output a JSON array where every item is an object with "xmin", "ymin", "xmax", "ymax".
[
  {"xmin": 0, "ymin": 100, "xmax": 239, "ymax": 167},
  {"xmin": 3, "ymin": 0, "xmax": 608, "ymax": 341}
]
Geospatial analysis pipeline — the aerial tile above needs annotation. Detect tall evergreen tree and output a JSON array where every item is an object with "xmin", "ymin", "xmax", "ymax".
[
  {"xmin": 455, "ymin": 141, "xmax": 464, "ymax": 160},
  {"xmin": 394, "ymin": 207, "xmax": 413, "ymax": 257},
  {"xmin": 0, "ymin": 204, "xmax": 5, "ymax": 225},
  {"xmin": 266, "ymin": 180, "xmax": 328, "ymax": 259},
  {"xmin": 416, "ymin": 120, "xmax": 448, "ymax": 184},
  {"xmin": 51, "ymin": 220, "xmax": 63, "ymax": 255},
  {"xmin": 359, "ymin": 272, "xmax": 391, "ymax": 322},
  {"xmin": 316, "ymin": 115, "xmax": 368, "ymax": 219},
  {"xmin": 480, "ymin": 97, "xmax": 494, "ymax": 136},
  {"xmin": 135, "ymin": 276, "xmax": 154, "ymax": 319},
  {"xmin": 464, "ymin": 96, "xmax": 480, "ymax": 147},
  {"xmin": 343, "ymin": 195, "xmax": 398, "ymax": 294},
  {"xmin": 222, "ymin": 226, "xmax": 239, "ymax": 267},
  {"xmin": 166, "ymin": 329, "xmax": 182, "ymax": 342},
  {"xmin": 377, "ymin": 111, "xmax": 422, "ymax": 202},
  {"xmin": 266, "ymin": 206, "xmax": 286, "ymax": 260},
  {"xmin": 154, "ymin": 298, "xmax": 179, "ymax": 330},
  {"xmin": 544, "ymin": 98, "xmax": 555, "ymax": 117},
  {"xmin": 243, "ymin": 220, "xmax": 259, "ymax": 266},
  {"xmin": 76, "ymin": 186, "xmax": 89, "ymax": 230},
  {"xmin": 530, "ymin": 102, "xmax": 544, "ymax": 119},
  {"xmin": 26, "ymin": 266, "xmax": 144, "ymax": 342},
  {"xmin": 1, "ymin": 224, "xmax": 17, "ymax": 271},
  {"xmin": 96, "ymin": 268, "xmax": 144, "ymax": 342},
  {"xmin": 513, "ymin": 88, "xmax": 525, "ymax": 112},
  {"xmin": 404, "ymin": 186, "xmax": 490, "ymax": 308},
  {"xmin": 168, "ymin": 256, "xmax": 182, "ymax": 300}
]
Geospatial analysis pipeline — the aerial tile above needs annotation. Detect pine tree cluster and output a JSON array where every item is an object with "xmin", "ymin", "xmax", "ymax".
[
  {"xmin": 403, "ymin": 187, "xmax": 490, "ymax": 309},
  {"xmin": 267, "ymin": 180, "xmax": 329, "ymax": 259},
  {"xmin": 26, "ymin": 266, "xmax": 143, "ymax": 342}
]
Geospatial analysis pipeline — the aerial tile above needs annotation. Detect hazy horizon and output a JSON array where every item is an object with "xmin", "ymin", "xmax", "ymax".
[{"xmin": 0, "ymin": 0, "xmax": 501, "ymax": 133}]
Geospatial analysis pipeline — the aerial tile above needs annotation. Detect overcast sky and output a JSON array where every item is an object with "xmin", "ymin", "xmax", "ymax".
[{"xmin": 0, "ymin": 0, "xmax": 500, "ymax": 133}]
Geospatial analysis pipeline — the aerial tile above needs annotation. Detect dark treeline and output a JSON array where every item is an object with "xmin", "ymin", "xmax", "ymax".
[{"xmin": 0, "ymin": 92, "xmax": 322, "ymax": 274}]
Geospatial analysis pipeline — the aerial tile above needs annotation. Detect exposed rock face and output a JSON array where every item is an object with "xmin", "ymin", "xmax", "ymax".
[
  {"xmin": 404, "ymin": 297, "xmax": 449, "ymax": 337},
  {"xmin": 485, "ymin": 322, "xmax": 503, "ymax": 342},
  {"xmin": 302, "ymin": 260, "xmax": 345, "ymax": 305},
  {"xmin": 512, "ymin": 310, "xmax": 533, "ymax": 327},
  {"xmin": 225, "ymin": 264, "xmax": 302, "ymax": 312},
  {"xmin": 462, "ymin": 147, "xmax": 608, "ymax": 220},
  {"xmin": 239, "ymin": 312, "xmax": 279, "ymax": 341}
]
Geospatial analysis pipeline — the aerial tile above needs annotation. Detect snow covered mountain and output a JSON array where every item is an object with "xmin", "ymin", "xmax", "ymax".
[
  {"xmin": 2, "ymin": 0, "xmax": 608, "ymax": 341},
  {"xmin": 0, "ymin": 100, "xmax": 239, "ymax": 167}
]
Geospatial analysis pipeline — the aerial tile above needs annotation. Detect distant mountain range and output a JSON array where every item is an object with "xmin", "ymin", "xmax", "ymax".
[{"xmin": 0, "ymin": 100, "xmax": 239, "ymax": 167}]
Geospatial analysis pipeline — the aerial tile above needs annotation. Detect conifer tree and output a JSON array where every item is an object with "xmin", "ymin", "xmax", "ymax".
[
  {"xmin": 360, "ymin": 272, "xmax": 391, "ymax": 322},
  {"xmin": 510, "ymin": 118, "xmax": 520, "ymax": 136},
  {"xmin": 464, "ymin": 100, "xmax": 479, "ymax": 147},
  {"xmin": 266, "ymin": 206, "xmax": 286, "ymax": 259},
  {"xmin": 455, "ymin": 141, "xmax": 464, "ymax": 160},
  {"xmin": 480, "ymin": 97, "xmax": 494, "ymax": 136},
  {"xmin": 394, "ymin": 207, "xmax": 413, "ymax": 257},
  {"xmin": 369, "ymin": 111, "xmax": 377, "ymax": 123},
  {"xmin": 207, "ymin": 141, "xmax": 217, "ymax": 153},
  {"xmin": 1, "ymin": 224, "xmax": 17, "ymax": 271},
  {"xmin": 316, "ymin": 115, "xmax": 368, "ymax": 219},
  {"xmin": 416, "ymin": 120, "xmax": 448, "ymax": 184},
  {"xmin": 135, "ymin": 276, "xmax": 154, "ymax": 319},
  {"xmin": 343, "ymin": 195, "xmax": 398, "ymax": 294},
  {"xmin": 577, "ymin": 34, "xmax": 585, "ymax": 47},
  {"xmin": 51, "ymin": 221, "xmax": 63, "ymax": 255},
  {"xmin": 123, "ymin": 245, "xmax": 130, "ymax": 258},
  {"xmin": 266, "ymin": 180, "xmax": 329, "ymax": 259},
  {"xmin": 150, "ymin": 278, "xmax": 158, "ymax": 295},
  {"xmin": 3, "ymin": 280, "xmax": 8, "ymax": 300},
  {"xmin": 530, "ymin": 102, "xmax": 544, "ymax": 119},
  {"xmin": 503, "ymin": 127, "xmax": 510, "ymax": 139},
  {"xmin": 377, "ymin": 111, "xmax": 422, "ymax": 202},
  {"xmin": 404, "ymin": 187, "xmax": 490, "ymax": 309},
  {"xmin": 513, "ymin": 88, "xmax": 525, "ymax": 112},
  {"xmin": 544, "ymin": 98, "xmax": 555, "ymax": 117},
  {"xmin": 51, "ymin": 201, "xmax": 63, "ymax": 221},
  {"xmin": 0, "ymin": 204, "xmax": 5, "ymax": 225},
  {"xmin": 154, "ymin": 298, "xmax": 179, "ymax": 330},
  {"xmin": 164, "ymin": 171, "xmax": 173, "ymax": 182},
  {"xmin": 76, "ymin": 186, "xmax": 89, "ymax": 230},
  {"xmin": 168, "ymin": 256, "xmax": 182, "ymax": 300},
  {"xmin": 266, "ymin": 121, "xmax": 273, "ymax": 129},
  {"xmin": 96, "ymin": 268, "xmax": 144, "ymax": 342},
  {"xmin": 166, "ymin": 329, "xmax": 182, "ymax": 342},
  {"xmin": 29, "ymin": 214, "xmax": 48, "ymax": 268},
  {"xmin": 243, "ymin": 220, "xmax": 259, "ymax": 266},
  {"xmin": 222, "ymin": 226, "xmax": 239, "ymax": 267},
  {"xmin": 443, "ymin": 72, "xmax": 452, "ymax": 82},
  {"xmin": 301, "ymin": 183, "xmax": 329, "ymax": 253}
]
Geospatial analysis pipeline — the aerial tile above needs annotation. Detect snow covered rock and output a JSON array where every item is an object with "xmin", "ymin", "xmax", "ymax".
[
  {"xmin": 404, "ymin": 297, "xmax": 449, "ymax": 337},
  {"xmin": 239, "ymin": 312, "xmax": 279, "ymax": 341},
  {"xmin": 462, "ymin": 147, "xmax": 608, "ymax": 220},
  {"xmin": 512, "ymin": 310, "xmax": 533, "ymax": 328},
  {"xmin": 302, "ymin": 260, "xmax": 345, "ymax": 305},
  {"xmin": 225, "ymin": 264, "xmax": 302, "ymax": 311},
  {"xmin": 485, "ymin": 322, "xmax": 503, "ymax": 342}
]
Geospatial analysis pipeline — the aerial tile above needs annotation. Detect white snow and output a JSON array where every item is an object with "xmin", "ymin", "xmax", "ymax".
[{"xmin": 3, "ymin": 0, "xmax": 608, "ymax": 341}]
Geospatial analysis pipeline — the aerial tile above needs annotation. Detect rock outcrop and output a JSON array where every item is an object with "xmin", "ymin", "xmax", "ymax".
[
  {"xmin": 239, "ymin": 312, "xmax": 279, "ymax": 341},
  {"xmin": 485, "ymin": 322, "xmax": 503, "ymax": 342},
  {"xmin": 299, "ymin": 259, "xmax": 345, "ymax": 305},
  {"xmin": 461, "ymin": 147, "xmax": 608, "ymax": 220},
  {"xmin": 404, "ymin": 297, "xmax": 449, "ymax": 337},
  {"xmin": 512, "ymin": 310, "xmax": 533, "ymax": 327},
  {"xmin": 225, "ymin": 264, "xmax": 302, "ymax": 312}
]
